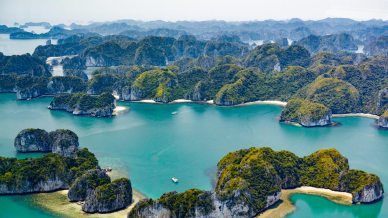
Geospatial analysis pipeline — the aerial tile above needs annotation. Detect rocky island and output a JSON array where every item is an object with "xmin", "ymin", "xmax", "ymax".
[
  {"xmin": 1, "ymin": 128, "xmax": 134, "ymax": 213},
  {"xmin": 378, "ymin": 110, "xmax": 388, "ymax": 128},
  {"xmin": 14, "ymin": 128, "xmax": 79, "ymax": 156},
  {"xmin": 48, "ymin": 92, "xmax": 116, "ymax": 117},
  {"xmin": 129, "ymin": 147, "xmax": 384, "ymax": 217},
  {"xmin": 280, "ymin": 98, "xmax": 332, "ymax": 127},
  {"xmin": 0, "ymin": 147, "xmax": 98, "ymax": 194}
]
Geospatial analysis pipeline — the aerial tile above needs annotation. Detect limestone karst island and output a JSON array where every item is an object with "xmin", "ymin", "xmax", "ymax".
[{"xmin": 0, "ymin": 0, "xmax": 387, "ymax": 217}]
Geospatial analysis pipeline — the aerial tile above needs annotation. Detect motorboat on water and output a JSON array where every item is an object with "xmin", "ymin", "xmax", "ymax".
[{"xmin": 171, "ymin": 177, "xmax": 179, "ymax": 183}]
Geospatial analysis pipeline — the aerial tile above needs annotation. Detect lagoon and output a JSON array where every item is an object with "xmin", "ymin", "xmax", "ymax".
[{"xmin": 0, "ymin": 93, "xmax": 387, "ymax": 217}]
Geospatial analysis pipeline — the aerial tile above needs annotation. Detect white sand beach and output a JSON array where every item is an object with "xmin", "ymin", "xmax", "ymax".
[
  {"xmin": 32, "ymin": 189, "xmax": 145, "ymax": 218},
  {"xmin": 258, "ymin": 186, "xmax": 352, "ymax": 218},
  {"xmin": 137, "ymin": 99, "xmax": 157, "ymax": 103},
  {"xmin": 113, "ymin": 106, "xmax": 129, "ymax": 116},
  {"xmin": 333, "ymin": 113, "xmax": 379, "ymax": 120},
  {"xmin": 237, "ymin": 100, "xmax": 287, "ymax": 107},
  {"xmin": 170, "ymin": 99, "xmax": 193, "ymax": 103}
]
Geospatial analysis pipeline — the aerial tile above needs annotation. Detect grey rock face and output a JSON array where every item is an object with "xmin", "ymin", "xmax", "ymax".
[
  {"xmin": 85, "ymin": 56, "xmax": 110, "ymax": 67},
  {"xmin": 72, "ymin": 107, "xmax": 114, "ymax": 117},
  {"xmin": 352, "ymin": 183, "xmax": 384, "ymax": 203},
  {"xmin": 16, "ymin": 88, "xmax": 43, "ymax": 100},
  {"xmin": 83, "ymin": 178, "xmax": 132, "ymax": 213},
  {"xmin": 14, "ymin": 129, "xmax": 51, "ymax": 152},
  {"xmin": 119, "ymin": 86, "xmax": 132, "ymax": 101},
  {"xmin": 190, "ymin": 82, "xmax": 205, "ymax": 101},
  {"xmin": 14, "ymin": 128, "xmax": 80, "ymax": 156},
  {"xmin": 130, "ymin": 191, "xmax": 281, "ymax": 218},
  {"xmin": 68, "ymin": 169, "xmax": 111, "ymax": 202},
  {"xmin": 378, "ymin": 116, "xmax": 388, "ymax": 128},
  {"xmin": 49, "ymin": 129, "xmax": 79, "ymax": 157},
  {"xmin": 377, "ymin": 88, "xmax": 388, "ymax": 112},
  {"xmin": 128, "ymin": 201, "xmax": 172, "ymax": 218},
  {"xmin": 299, "ymin": 113, "xmax": 332, "ymax": 127},
  {"xmin": 129, "ymin": 87, "xmax": 142, "ymax": 101},
  {"xmin": 0, "ymin": 177, "xmax": 68, "ymax": 194}
]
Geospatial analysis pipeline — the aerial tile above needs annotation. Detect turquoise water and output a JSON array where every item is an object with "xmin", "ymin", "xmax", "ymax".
[
  {"xmin": 0, "ymin": 93, "xmax": 387, "ymax": 217},
  {"xmin": 0, "ymin": 34, "xmax": 56, "ymax": 55}
]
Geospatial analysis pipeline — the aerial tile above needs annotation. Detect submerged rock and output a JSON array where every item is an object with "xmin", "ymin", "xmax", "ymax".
[
  {"xmin": 280, "ymin": 99, "xmax": 332, "ymax": 127},
  {"xmin": 83, "ymin": 178, "xmax": 132, "ymax": 213},
  {"xmin": 68, "ymin": 169, "xmax": 111, "ymax": 202},
  {"xmin": 14, "ymin": 128, "xmax": 51, "ymax": 152}
]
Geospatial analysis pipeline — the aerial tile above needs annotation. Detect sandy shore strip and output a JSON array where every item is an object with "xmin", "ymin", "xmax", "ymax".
[
  {"xmin": 170, "ymin": 99, "xmax": 193, "ymax": 103},
  {"xmin": 237, "ymin": 100, "xmax": 287, "ymax": 107},
  {"xmin": 258, "ymin": 186, "xmax": 352, "ymax": 218},
  {"xmin": 31, "ymin": 189, "xmax": 145, "ymax": 218},
  {"xmin": 113, "ymin": 106, "xmax": 129, "ymax": 116},
  {"xmin": 132, "ymin": 99, "xmax": 158, "ymax": 104},
  {"xmin": 333, "ymin": 113, "xmax": 379, "ymax": 120}
]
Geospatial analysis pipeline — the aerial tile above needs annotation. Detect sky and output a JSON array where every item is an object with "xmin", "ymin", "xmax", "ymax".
[{"xmin": 0, "ymin": 0, "xmax": 387, "ymax": 25}]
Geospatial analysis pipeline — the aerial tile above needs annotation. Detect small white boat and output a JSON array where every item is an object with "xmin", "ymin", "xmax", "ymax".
[
  {"xmin": 171, "ymin": 177, "xmax": 179, "ymax": 183},
  {"xmin": 103, "ymin": 167, "xmax": 112, "ymax": 172},
  {"xmin": 171, "ymin": 111, "xmax": 177, "ymax": 115}
]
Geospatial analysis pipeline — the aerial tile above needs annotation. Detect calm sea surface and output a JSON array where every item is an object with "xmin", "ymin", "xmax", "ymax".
[{"xmin": 0, "ymin": 93, "xmax": 386, "ymax": 217}]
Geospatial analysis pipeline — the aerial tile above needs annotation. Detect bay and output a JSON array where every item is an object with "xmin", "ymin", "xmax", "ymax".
[{"xmin": 0, "ymin": 93, "xmax": 387, "ymax": 217}]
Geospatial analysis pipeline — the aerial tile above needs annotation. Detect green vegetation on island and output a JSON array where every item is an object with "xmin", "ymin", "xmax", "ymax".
[
  {"xmin": 49, "ymin": 92, "xmax": 116, "ymax": 117},
  {"xmin": 280, "ymin": 99, "xmax": 332, "ymax": 127},
  {"xmin": 295, "ymin": 76, "xmax": 360, "ymax": 114},
  {"xmin": 0, "ymin": 148, "xmax": 98, "ymax": 194},
  {"xmin": 130, "ymin": 147, "xmax": 384, "ymax": 217}
]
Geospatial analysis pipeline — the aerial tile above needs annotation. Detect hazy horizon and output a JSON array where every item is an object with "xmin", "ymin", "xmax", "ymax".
[{"xmin": 0, "ymin": 0, "xmax": 387, "ymax": 26}]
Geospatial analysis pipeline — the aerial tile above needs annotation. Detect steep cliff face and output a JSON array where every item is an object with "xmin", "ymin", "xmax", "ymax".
[
  {"xmin": 129, "ymin": 148, "xmax": 384, "ymax": 218},
  {"xmin": 378, "ymin": 110, "xmax": 388, "ymax": 128},
  {"xmin": 14, "ymin": 128, "xmax": 79, "ymax": 156},
  {"xmin": 85, "ymin": 56, "xmax": 111, "ymax": 67},
  {"xmin": 0, "ymin": 177, "xmax": 68, "ymax": 194},
  {"xmin": 16, "ymin": 88, "xmax": 45, "ymax": 100},
  {"xmin": 352, "ymin": 184, "xmax": 384, "ymax": 203},
  {"xmin": 299, "ymin": 114, "xmax": 332, "ymax": 127},
  {"xmin": 0, "ymin": 148, "xmax": 98, "ymax": 194},
  {"xmin": 83, "ymin": 178, "xmax": 132, "ymax": 213},
  {"xmin": 378, "ymin": 116, "xmax": 388, "ymax": 128},
  {"xmin": 129, "ymin": 87, "xmax": 142, "ymax": 101},
  {"xmin": 128, "ymin": 200, "xmax": 172, "ymax": 218},
  {"xmin": 280, "ymin": 99, "xmax": 332, "ymax": 127},
  {"xmin": 49, "ymin": 92, "xmax": 116, "ymax": 117},
  {"xmin": 72, "ymin": 107, "xmax": 114, "ymax": 117},
  {"xmin": 47, "ymin": 76, "xmax": 87, "ymax": 94},
  {"xmin": 68, "ymin": 169, "xmax": 111, "ymax": 202},
  {"xmin": 339, "ymin": 169, "xmax": 384, "ymax": 203},
  {"xmin": 49, "ymin": 129, "xmax": 79, "ymax": 157},
  {"xmin": 14, "ymin": 128, "xmax": 52, "ymax": 152},
  {"xmin": 129, "ymin": 189, "xmax": 281, "ymax": 218}
]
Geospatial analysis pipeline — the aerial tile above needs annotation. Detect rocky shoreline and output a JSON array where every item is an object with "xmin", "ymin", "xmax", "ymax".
[
  {"xmin": 258, "ymin": 187, "xmax": 353, "ymax": 218},
  {"xmin": 0, "ymin": 128, "xmax": 134, "ymax": 214},
  {"xmin": 129, "ymin": 147, "xmax": 384, "ymax": 217},
  {"xmin": 48, "ymin": 92, "xmax": 117, "ymax": 117}
]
